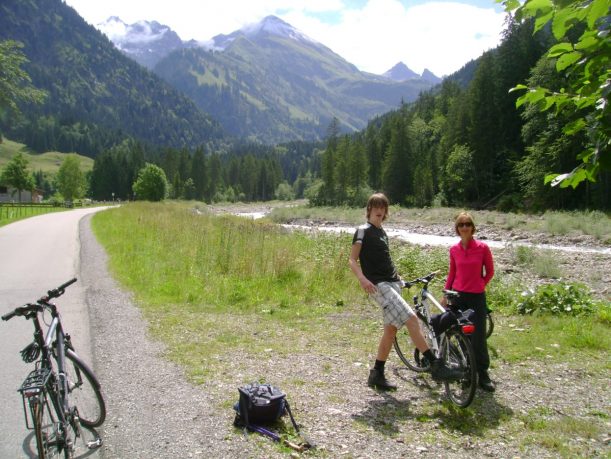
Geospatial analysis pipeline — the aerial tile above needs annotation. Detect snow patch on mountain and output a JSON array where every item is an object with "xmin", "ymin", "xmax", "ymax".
[
  {"xmin": 206, "ymin": 15, "xmax": 318, "ymax": 52},
  {"xmin": 98, "ymin": 16, "xmax": 172, "ymax": 47}
]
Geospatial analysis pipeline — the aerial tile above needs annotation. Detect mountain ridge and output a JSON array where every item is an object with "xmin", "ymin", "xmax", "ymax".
[{"xmin": 102, "ymin": 15, "xmax": 439, "ymax": 142}]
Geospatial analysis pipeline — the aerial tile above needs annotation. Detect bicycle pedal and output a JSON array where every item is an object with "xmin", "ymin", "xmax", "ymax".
[{"xmin": 87, "ymin": 438, "xmax": 103, "ymax": 449}]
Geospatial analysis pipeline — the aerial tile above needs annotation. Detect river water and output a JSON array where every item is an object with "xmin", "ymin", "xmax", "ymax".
[{"xmin": 234, "ymin": 212, "xmax": 611, "ymax": 255}]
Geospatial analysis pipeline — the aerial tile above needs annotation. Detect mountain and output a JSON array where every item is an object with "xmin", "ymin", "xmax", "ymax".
[
  {"xmin": 382, "ymin": 62, "xmax": 419, "ymax": 81},
  {"xmin": 421, "ymin": 68, "xmax": 442, "ymax": 85},
  {"xmin": 0, "ymin": 0, "xmax": 226, "ymax": 156},
  {"xmin": 97, "ymin": 17, "xmax": 198, "ymax": 69},
  {"xmin": 152, "ymin": 16, "xmax": 436, "ymax": 143}
]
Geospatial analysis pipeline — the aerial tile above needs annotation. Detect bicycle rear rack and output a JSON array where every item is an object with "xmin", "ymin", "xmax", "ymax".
[
  {"xmin": 19, "ymin": 368, "xmax": 52, "ymax": 430},
  {"xmin": 19, "ymin": 368, "xmax": 51, "ymax": 396}
]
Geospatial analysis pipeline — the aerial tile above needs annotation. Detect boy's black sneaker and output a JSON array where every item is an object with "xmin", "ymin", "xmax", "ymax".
[
  {"xmin": 368, "ymin": 369, "xmax": 397, "ymax": 390},
  {"xmin": 430, "ymin": 359, "xmax": 462, "ymax": 381},
  {"xmin": 479, "ymin": 371, "xmax": 496, "ymax": 392}
]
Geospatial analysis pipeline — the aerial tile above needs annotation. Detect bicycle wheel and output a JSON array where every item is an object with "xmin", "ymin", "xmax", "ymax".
[
  {"xmin": 30, "ymin": 394, "xmax": 67, "ymax": 459},
  {"xmin": 486, "ymin": 312, "xmax": 494, "ymax": 338},
  {"xmin": 393, "ymin": 318, "xmax": 433, "ymax": 372},
  {"xmin": 63, "ymin": 349, "xmax": 106, "ymax": 427},
  {"xmin": 441, "ymin": 329, "xmax": 477, "ymax": 408}
]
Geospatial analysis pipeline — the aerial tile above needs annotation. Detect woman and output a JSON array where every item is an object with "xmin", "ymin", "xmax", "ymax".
[{"xmin": 442, "ymin": 212, "xmax": 495, "ymax": 392}]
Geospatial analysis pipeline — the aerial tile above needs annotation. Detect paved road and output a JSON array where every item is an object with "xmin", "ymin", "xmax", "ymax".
[{"xmin": 0, "ymin": 208, "xmax": 108, "ymax": 458}]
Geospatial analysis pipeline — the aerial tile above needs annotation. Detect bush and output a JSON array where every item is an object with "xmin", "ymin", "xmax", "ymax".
[
  {"xmin": 133, "ymin": 163, "xmax": 168, "ymax": 202},
  {"xmin": 516, "ymin": 282, "xmax": 600, "ymax": 316}
]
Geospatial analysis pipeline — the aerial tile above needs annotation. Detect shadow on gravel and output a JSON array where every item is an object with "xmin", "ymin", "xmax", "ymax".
[
  {"xmin": 351, "ymin": 390, "xmax": 412, "ymax": 435},
  {"xmin": 351, "ymin": 367, "xmax": 514, "ymax": 438}
]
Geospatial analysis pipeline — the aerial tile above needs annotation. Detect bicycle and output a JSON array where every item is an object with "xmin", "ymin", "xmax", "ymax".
[
  {"xmin": 2, "ymin": 278, "xmax": 106, "ymax": 458},
  {"xmin": 393, "ymin": 271, "xmax": 478, "ymax": 407}
]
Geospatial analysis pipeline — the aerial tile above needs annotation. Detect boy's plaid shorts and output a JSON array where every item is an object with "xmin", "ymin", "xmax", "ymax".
[{"xmin": 370, "ymin": 281, "xmax": 415, "ymax": 328}]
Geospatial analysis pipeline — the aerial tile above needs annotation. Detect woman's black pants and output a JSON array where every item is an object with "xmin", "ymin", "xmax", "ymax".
[{"xmin": 454, "ymin": 291, "xmax": 490, "ymax": 373}]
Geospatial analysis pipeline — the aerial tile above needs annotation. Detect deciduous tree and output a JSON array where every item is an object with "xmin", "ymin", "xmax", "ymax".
[
  {"xmin": 56, "ymin": 154, "xmax": 85, "ymax": 202},
  {"xmin": 0, "ymin": 152, "xmax": 34, "ymax": 202}
]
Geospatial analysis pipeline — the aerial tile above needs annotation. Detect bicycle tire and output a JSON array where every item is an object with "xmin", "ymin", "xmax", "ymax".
[
  {"xmin": 441, "ymin": 329, "xmax": 477, "ymax": 408},
  {"xmin": 393, "ymin": 318, "xmax": 433, "ymax": 373},
  {"xmin": 31, "ymin": 394, "xmax": 68, "ymax": 459},
  {"xmin": 486, "ymin": 312, "xmax": 494, "ymax": 338},
  {"xmin": 63, "ymin": 349, "xmax": 106, "ymax": 427}
]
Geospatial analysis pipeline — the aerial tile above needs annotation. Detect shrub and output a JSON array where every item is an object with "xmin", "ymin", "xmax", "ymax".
[{"xmin": 516, "ymin": 282, "xmax": 600, "ymax": 316}]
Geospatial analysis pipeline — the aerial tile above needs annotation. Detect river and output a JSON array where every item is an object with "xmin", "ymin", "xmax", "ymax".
[{"xmin": 234, "ymin": 212, "xmax": 611, "ymax": 255}]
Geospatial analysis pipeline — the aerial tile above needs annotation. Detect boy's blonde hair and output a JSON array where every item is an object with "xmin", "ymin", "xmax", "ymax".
[{"xmin": 366, "ymin": 193, "xmax": 389, "ymax": 220}]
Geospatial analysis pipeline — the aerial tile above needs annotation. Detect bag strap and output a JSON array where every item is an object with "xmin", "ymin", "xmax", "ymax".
[{"xmin": 285, "ymin": 400, "xmax": 316, "ymax": 448}]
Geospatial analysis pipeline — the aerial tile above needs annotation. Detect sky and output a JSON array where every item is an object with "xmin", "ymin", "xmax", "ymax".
[{"xmin": 64, "ymin": 0, "xmax": 508, "ymax": 77}]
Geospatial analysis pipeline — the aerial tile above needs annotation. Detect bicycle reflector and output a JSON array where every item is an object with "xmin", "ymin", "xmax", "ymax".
[{"xmin": 461, "ymin": 324, "xmax": 475, "ymax": 335}]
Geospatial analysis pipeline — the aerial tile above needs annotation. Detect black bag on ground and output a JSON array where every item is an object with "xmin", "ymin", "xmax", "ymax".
[
  {"xmin": 233, "ymin": 382, "xmax": 287, "ymax": 427},
  {"xmin": 233, "ymin": 382, "xmax": 316, "ymax": 449}
]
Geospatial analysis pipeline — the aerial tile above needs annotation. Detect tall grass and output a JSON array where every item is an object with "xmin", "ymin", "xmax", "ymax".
[
  {"xmin": 93, "ymin": 202, "xmax": 360, "ymax": 312},
  {"xmin": 92, "ymin": 202, "xmax": 377, "ymax": 380}
]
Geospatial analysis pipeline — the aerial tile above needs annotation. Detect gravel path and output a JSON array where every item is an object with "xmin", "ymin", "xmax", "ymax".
[{"xmin": 79, "ymin": 215, "xmax": 256, "ymax": 458}]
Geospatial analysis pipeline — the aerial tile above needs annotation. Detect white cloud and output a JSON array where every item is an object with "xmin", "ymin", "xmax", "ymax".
[{"xmin": 65, "ymin": 0, "xmax": 506, "ymax": 77}]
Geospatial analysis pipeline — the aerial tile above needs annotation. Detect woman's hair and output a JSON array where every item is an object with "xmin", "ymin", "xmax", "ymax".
[
  {"xmin": 454, "ymin": 211, "xmax": 476, "ymax": 235},
  {"xmin": 366, "ymin": 193, "xmax": 389, "ymax": 220}
]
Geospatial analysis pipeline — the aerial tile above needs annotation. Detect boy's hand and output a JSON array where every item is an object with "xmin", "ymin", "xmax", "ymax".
[
  {"xmin": 440, "ymin": 296, "xmax": 449, "ymax": 309},
  {"xmin": 360, "ymin": 277, "xmax": 377, "ymax": 294}
]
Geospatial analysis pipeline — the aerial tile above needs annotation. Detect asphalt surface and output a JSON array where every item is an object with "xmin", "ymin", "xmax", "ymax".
[{"xmin": 0, "ymin": 208, "xmax": 107, "ymax": 458}]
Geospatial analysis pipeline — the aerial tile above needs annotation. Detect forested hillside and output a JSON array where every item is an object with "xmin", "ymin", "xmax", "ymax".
[
  {"xmin": 314, "ymin": 18, "xmax": 610, "ymax": 211},
  {"xmin": 0, "ymin": 0, "xmax": 226, "ymax": 157}
]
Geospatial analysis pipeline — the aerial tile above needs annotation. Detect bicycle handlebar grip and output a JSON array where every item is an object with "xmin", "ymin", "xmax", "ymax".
[
  {"xmin": 1, "ymin": 310, "xmax": 17, "ymax": 321},
  {"xmin": 47, "ymin": 278, "xmax": 78, "ymax": 298},
  {"xmin": 58, "ymin": 277, "xmax": 77, "ymax": 291}
]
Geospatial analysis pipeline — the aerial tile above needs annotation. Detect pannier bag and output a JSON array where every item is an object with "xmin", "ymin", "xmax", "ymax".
[
  {"xmin": 234, "ymin": 382, "xmax": 287, "ymax": 426},
  {"xmin": 430, "ymin": 308, "xmax": 475, "ymax": 336},
  {"xmin": 233, "ymin": 382, "xmax": 315, "ymax": 450}
]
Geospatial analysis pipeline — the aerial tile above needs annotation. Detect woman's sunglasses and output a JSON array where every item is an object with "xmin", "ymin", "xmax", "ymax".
[{"xmin": 457, "ymin": 222, "xmax": 473, "ymax": 228}]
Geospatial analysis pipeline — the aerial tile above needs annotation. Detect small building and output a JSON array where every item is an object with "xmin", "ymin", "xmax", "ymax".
[{"xmin": 0, "ymin": 186, "xmax": 44, "ymax": 203}]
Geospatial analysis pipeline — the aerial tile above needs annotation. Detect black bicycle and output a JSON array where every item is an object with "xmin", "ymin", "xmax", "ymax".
[
  {"xmin": 2, "ymin": 278, "xmax": 106, "ymax": 458},
  {"xmin": 393, "ymin": 271, "xmax": 478, "ymax": 407}
]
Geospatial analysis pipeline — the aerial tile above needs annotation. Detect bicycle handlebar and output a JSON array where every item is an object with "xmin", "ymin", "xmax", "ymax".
[
  {"xmin": 45, "ymin": 277, "xmax": 77, "ymax": 300},
  {"xmin": 1, "ymin": 278, "xmax": 77, "ymax": 321},
  {"xmin": 401, "ymin": 270, "xmax": 440, "ymax": 289},
  {"xmin": 1, "ymin": 303, "xmax": 42, "ymax": 321}
]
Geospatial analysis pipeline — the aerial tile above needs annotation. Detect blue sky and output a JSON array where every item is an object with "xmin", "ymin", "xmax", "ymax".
[{"xmin": 65, "ymin": 0, "xmax": 508, "ymax": 77}]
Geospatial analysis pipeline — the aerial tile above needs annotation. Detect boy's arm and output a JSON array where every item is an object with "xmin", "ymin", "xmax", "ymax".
[{"xmin": 349, "ymin": 243, "xmax": 377, "ymax": 294}]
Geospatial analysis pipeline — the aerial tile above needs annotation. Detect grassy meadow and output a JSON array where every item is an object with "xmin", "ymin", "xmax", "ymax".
[
  {"xmin": 0, "ymin": 138, "xmax": 94, "ymax": 173},
  {"xmin": 91, "ymin": 201, "xmax": 610, "ymax": 457}
]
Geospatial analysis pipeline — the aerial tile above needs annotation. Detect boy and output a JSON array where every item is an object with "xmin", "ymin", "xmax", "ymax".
[{"xmin": 349, "ymin": 193, "xmax": 461, "ymax": 390}]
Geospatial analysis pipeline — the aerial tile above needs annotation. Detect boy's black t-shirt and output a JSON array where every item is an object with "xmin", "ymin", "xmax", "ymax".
[{"xmin": 352, "ymin": 223, "xmax": 399, "ymax": 284}]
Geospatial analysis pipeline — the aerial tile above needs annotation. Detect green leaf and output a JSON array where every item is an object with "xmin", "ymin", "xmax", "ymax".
[
  {"xmin": 515, "ymin": 88, "xmax": 547, "ymax": 108},
  {"xmin": 535, "ymin": 10, "xmax": 555, "ymax": 34},
  {"xmin": 564, "ymin": 118, "xmax": 586, "ymax": 135},
  {"xmin": 522, "ymin": 0, "xmax": 553, "ymax": 16},
  {"xmin": 548, "ymin": 43, "xmax": 573, "ymax": 57},
  {"xmin": 509, "ymin": 84, "xmax": 529, "ymax": 93},
  {"xmin": 575, "ymin": 35, "xmax": 599, "ymax": 50},
  {"xmin": 588, "ymin": 0, "xmax": 609, "ymax": 29},
  {"xmin": 502, "ymin": 0, "xmax": 521, "ymax": 12},
  {"xmin": 542, "ymin": 95, "xmax": 556, "ymax": 110},
  {"xmin": 544, "ymin": 173, "xmax": 560, "ymax": 185},
  {"xmin": 556, "ymin": 51, "xmax": 582, "ymax": 71},
  {"xmin": 552, "ymin": 7, "xmax": 574, "ymax": 39}
]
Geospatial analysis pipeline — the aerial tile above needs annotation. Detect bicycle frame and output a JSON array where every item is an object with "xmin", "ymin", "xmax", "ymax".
[
  {"xmin": 21, "ymin": 303, "xmax": 72, "ymax": 435},
  {"xmin": 4, "ymin": 278, "xmax": 105, "ymax": 456}
]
